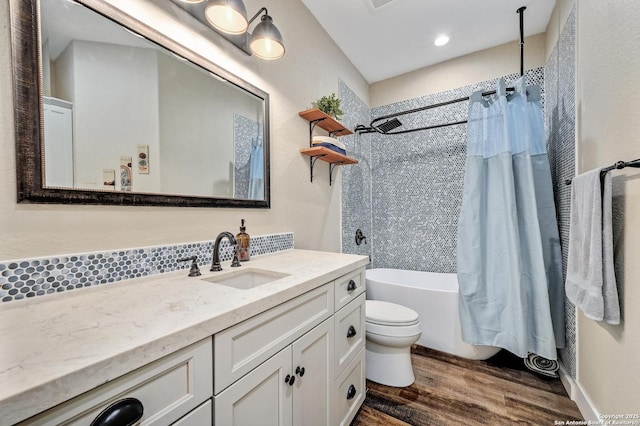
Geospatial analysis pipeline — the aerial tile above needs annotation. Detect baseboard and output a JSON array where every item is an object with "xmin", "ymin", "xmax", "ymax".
[
  {"xmin": 558, "ymin": 362, "xmax": 600, "ymax": 421},
  {"xmin": 558, "ymin": 361, "xmax": 574, "ymax": 398}
]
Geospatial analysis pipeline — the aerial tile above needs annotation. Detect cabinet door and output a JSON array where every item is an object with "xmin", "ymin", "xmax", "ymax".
[
  {"xmin": 43, "ymin": 97, "xmax": 74, "ymax": 188},
  {"xmin": 292, "ymin": 318, "xmax": 334, "ymax": 426},
  {"xmin": 215, "ymin": 347, "xmax": 293, "ymax": 426}
]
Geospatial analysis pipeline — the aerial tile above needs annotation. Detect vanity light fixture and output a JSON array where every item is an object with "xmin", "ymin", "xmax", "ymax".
[
  {"xmin": 434, "ymin": 34, "xmax": 450, "ymax": 47},
  {"xmin": 205, "ymin": 0, "xmax": 248, "ymax": 34},
  {"xmin": 247, "ymin": 11, "xmax": 285, "ymax": 60},
  {"xmin": 172, "ymin": 0, "xmax": 285, "ymax": 60}
]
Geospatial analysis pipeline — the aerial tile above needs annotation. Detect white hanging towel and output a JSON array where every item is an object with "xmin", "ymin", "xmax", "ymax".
[{"xmin": 565, "ymin": 168, "xmax": 620, "ymax": 324}]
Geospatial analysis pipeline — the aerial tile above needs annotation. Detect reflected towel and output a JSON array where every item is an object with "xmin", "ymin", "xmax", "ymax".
[{"xmin": 565, "ymin": 168, "xmax": 620, "ymax": 324}]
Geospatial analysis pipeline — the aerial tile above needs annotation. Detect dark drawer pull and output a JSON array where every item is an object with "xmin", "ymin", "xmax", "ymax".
[
  {"xmin": 346, "ymin": 325, "xmax": 357, "ymax": 339},
  {"xmin": 295, "ymin": 366, "xmax": 306, "ymax": 377},
  {"xmin": 91, "ymin": 398, "xmax": 143, "ymax": 426},
  {"xmin": 346, "ymin": 384, "xmax": 357, "ymax": 400},
  {"xmin": 347, "ymin": 280, "xmax": 357, "ymax": 292},
  {"xmin": 285, "ymin": 374, "xmax": 295, "ymax": 386}
]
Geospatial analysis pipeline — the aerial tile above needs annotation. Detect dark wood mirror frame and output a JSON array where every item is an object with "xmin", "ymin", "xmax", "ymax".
[{"xmin": 10, "ymin": 0, "xmax": 270, "ymax": 208}]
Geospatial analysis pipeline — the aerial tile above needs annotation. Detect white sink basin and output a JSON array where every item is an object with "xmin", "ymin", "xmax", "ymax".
[{"xmin": 202, "ymin": 268, "xmax": 289, "ymax": 290}]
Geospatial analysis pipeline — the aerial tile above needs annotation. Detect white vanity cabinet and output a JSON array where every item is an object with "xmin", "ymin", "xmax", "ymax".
[
  {"xmin": 214, "ymin": 318, "xmax": 334, "ymax": 425},
  {"xmin": 214, "ymin": 267, "xmax": 367, "ymax": 426},
  {"xmin": 10, "ymin": 260, "xmax": 368, "ymax": 426},
  {"xmin": 18, "ymin": 337, "xmax": 213, "ymax": 426},
  {"xmin": 213, "ymin": 284, "xmax": 335, "ymax": 425}
]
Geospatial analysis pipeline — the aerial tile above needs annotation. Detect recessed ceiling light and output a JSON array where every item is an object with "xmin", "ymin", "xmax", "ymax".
[{"xmin": 434, "ymin": 34, "xmax": 450, "ymax": 47}]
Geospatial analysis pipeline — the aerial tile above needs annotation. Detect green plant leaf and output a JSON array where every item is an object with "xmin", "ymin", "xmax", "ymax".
[{"xmin": 315, "ymin": 93, "xmax": 343, "ymax": 120}]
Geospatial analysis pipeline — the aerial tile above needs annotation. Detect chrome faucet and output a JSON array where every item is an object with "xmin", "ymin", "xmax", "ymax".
[{"xmin": 211, "ymin": 232, "xmax": 241, "ymax": 271}]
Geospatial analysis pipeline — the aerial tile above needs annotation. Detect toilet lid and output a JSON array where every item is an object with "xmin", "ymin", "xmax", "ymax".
[{"xmin": 366, "ymin": 300, "xmax": 419, "ymax": 326}]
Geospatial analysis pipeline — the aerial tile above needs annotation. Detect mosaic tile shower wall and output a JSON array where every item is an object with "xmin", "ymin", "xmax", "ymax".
[
  {"xmin": 0, "ymin": 233, "xmax": 294, "ymax": 303},
  {"xmin": 369, "ymin": 68, "xmax": 545, "ymax": 273},
  {"xmin": 546, "ymin": 6, "xmax": 577, "ymax": 379},
  {"xmin": 233, "ymin": 114, "xmax": 263, "ymax": 199},
  {"xmin": 340, "ymin": 80, "xmax": 372, "ymax": 263}
]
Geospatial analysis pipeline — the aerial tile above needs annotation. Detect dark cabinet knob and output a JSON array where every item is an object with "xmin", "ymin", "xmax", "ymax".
[
  {"xmin": 346, "ymin": 384, "xmax": 357, "ymax": 400},
  {"xmin": 295, "ymin": 366, "xmax": 305, "ymax": 377},
  {"xmin": 346, "ymin": 325, "xmax": 357, "ymax": 339},
  {"xmin": 91, "ymin": 398, "xmax": 144, "ymax": 426},
  {"xmin": 284, "ymin": 374, "xmax": 295, "ymax": 386},
  {"xmin": 347, "ymin": 280, "xmax": 357, "ymax": 292}
]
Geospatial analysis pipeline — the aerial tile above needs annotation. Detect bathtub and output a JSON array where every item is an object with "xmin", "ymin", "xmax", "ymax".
[{"xmin": 365, "ymin": 268, "xmax": 500, "ymax": 360}]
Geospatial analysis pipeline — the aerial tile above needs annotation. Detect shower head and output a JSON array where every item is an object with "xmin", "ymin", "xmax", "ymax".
[{"xmin": 374, "ymin": 118, "xmax": 402, "ymax": 133}]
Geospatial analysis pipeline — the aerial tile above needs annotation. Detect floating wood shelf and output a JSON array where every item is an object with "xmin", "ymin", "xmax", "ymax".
[
  {"xmin": 298, "ymin": 108, "xmax": 353, "ymax": 136},
  {"xmin": 299, "ymin": 147, "xmax": 358, "ymax": 186},
  {"xmin": 299, "ymin": 147, "xmax": 359, "ymax": 165},
  {"xmin": 299, "ymin": 109, "xmax": 357, "ymax": 185}
]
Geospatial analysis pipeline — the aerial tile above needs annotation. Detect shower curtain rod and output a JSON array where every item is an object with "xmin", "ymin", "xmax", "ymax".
[
  {"xmin": 355, "ymin": 6, "xmax": 527, "ymax": 136},
  {"xmin": 564, "ymin": 159, "xmax": 640, "ymax": 185}
]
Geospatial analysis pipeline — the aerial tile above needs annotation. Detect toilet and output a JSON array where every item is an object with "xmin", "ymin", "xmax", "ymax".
[{"xmin": 365, "ymin": 300, "xmax": 422, "ymax": 387}]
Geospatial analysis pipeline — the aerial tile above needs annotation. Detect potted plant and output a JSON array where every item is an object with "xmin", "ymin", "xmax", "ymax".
[{"xmin": 314, "ymin": 93, "xmax": 344, "ymax": 121}]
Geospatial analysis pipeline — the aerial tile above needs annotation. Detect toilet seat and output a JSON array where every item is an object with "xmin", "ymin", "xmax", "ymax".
[
  {"xmin": 366, "ymin": 300, "xmax": 419, "ymax": 327},
  {"xmin": 366, "ymin": 321, "xmax": 422, "ymax": 338}
]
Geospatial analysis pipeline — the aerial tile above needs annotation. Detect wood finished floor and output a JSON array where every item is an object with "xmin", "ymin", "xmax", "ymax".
[{"xmin": 351, "ymin": 345, "xmax": 582, "ymax": 426}]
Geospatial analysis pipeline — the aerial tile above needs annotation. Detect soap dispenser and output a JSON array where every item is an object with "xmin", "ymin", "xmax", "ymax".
[{"xmin": 236, "ymin": 219, "xmax": 250, "ymax": 262}]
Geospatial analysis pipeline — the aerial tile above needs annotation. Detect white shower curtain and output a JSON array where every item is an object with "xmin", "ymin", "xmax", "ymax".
[{"xmin": 457, "ymin": 77, "xmax": 565, "ymax": 360}]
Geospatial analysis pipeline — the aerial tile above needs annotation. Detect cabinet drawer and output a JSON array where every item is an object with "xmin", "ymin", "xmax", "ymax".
[
  {"xmin": 214, "ymin": 284, "xmax": 334, "ymax": 393},
  {"xmin": 334, "ymin": 293, "xmax": 366, "ymax": 378},
  {"xmin": 172, "ymin": 399, "xmax": 212, "ymax": 426},
  {"xmin": 21, "ymin": 338, "xmax": 213, "ymax": 426},
  {"xmin": 334, "ymin": 268, "xmax": 365, "ymax": 311},
  {"xmin": 333, "ymin": 348, "xmax": 365, "ymax": 426}
]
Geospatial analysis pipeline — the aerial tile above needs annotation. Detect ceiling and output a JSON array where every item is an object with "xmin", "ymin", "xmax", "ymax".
[{"xmin": 301, "ymin": 0, "xmax": 556, "ymax": 83}]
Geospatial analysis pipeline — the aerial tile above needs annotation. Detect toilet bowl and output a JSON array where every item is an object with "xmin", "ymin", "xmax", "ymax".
[{"xmin": 365, "ymin": 300, "xmax": 422, "ymax": 387}]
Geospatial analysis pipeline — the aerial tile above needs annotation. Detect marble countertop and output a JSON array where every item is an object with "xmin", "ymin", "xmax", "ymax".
[{"xmin": 0, "ymin": 249, "xmax": 369, "ymax": 424}]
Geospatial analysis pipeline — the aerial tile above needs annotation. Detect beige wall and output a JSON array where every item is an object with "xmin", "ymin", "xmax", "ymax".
[
  {"xmin": 0, "ymin": 0, "xmax": 369, "ymax": 260},
  {"xmin": 369, "ymin": 33, "xmax": 546, "ymax": 107},
  {"xmin": 575, "ymin": 0, "xmax": 640, "ymax": 415}
]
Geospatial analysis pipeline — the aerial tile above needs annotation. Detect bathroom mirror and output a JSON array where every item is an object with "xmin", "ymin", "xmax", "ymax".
[{"xmin": 11, "ymin": 0, "xmax": 270, "ymax": 208}]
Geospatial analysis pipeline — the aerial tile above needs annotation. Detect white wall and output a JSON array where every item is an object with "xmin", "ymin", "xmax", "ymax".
[
  {"xmin": 0, "ymin": 0, "xmax": 369, "ymax": 260},
  {"xmin": 573, "ymin": 0, "xmax": 640, "ymax": 415}
]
